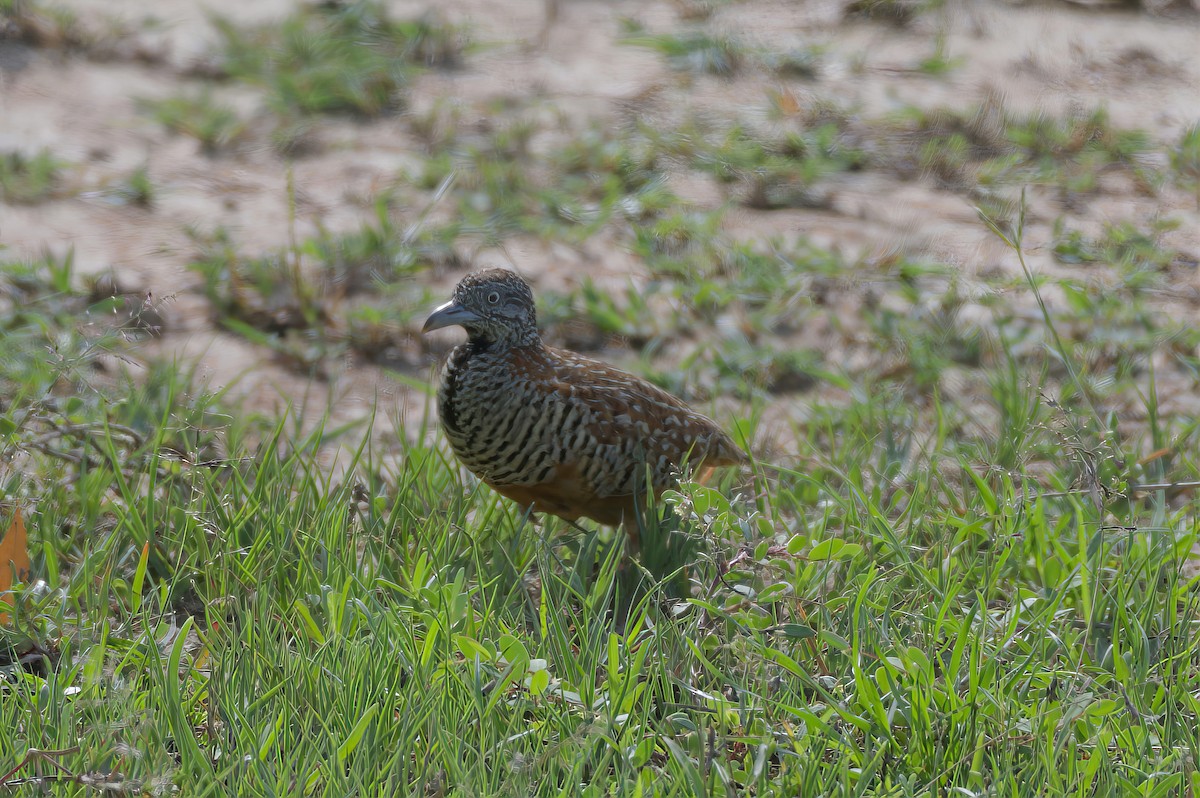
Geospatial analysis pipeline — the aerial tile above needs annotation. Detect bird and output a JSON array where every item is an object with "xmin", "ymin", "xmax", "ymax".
[{"xmin": 422, "ymin": 268, "xmax": 748, "ymax": 538}]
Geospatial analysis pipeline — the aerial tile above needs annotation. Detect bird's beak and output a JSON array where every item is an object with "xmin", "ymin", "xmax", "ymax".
[{"xmin": 422, "ymin": 300, "xmax": 480, "ymax": 333}]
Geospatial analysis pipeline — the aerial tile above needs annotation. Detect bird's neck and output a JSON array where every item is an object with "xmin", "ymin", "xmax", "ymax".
[
  {"xmin": 465, "ymin": 330, "xmax": 541, "ymax": 350},
  {"xmin": 463, "ymin": 335, "xmax": 493, "ymax": 354}
]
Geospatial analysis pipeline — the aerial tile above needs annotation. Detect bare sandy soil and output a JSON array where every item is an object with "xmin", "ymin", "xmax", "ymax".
[{"xmin": 2, "ymin": 0, "xmax": 1199, "ymax": 464}]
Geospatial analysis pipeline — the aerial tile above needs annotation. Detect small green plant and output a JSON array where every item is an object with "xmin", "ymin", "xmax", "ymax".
[
  {"xmin": 1047, "ymin": 218, "xmax": 1182, "ymax": 371},
  {"xmin": 621, "ymin": 25, "xmax": 745, "ymax": 76},
  {"xmin": 917, "ymin": 32, "xmax": 961, "ymax": 76},
  {"xmin": 407, "ymin": 98, "xmax": 464, "ymax": 154},
  {"xmin": 0, "ymin": 249, "xmax": 170, "ymax": 462},
  {"xmin": 702, "ymin": 337, "xmax": 829, "ymax": 398},
  {"xmin": 1053, "ymin": 217, "xmax": 1181, "ymax": 273},
  {"xmin": 880, "ymin": 102, "xmax": 1157, "ymax": 196},
  {"xmin": 110, "ymin": 163, "xmax": 155, "ymax": 207},
  {"xmin": 878, "ymin": 102, "xmax": 1008, "ymax": 187},
  {"xmin": 0, "ymin": 148, "xmax": 63, "ymax": 203},
  {"xmin": 868, "ymin": 281, "xmax": 987, "ymax": 390},
  {"xmin": 761, "ymin": 44, "xmax": 822, "ymax": 79},
  {"xmin": 538, "ymin": 125, "xmax": 677, "ymax": 237},
  {"xmin": 0, "ymin": 0, "xmax": 81, "ymax": 49},
  {"xmin": 1007, "ymin": 106, "xmax": 1154, "ymax": 193},
  {"xmin": 213, "ymin": 3, "xmax": 466, "ymax": 118},
  {"xmin": 630, "ymin": 208, "xmax": 726, "ymax": 272},
  {"xmin": 308, "ymin": 200, "xmax": 462, "ymax": 292},
  {"xmin": 188, "ymin": 227, "xmax": 325, "ymax": 337},
  {"xmin": 682, "ymin": 122, "xmax": 865, "ymax": 209},
  {"xmin": 139, "ymin": 91, "xmax": 246, "ymax": 154},
  {"xmin": 342, "ymin": 280, "xmax": 443, "ymax": 368},
  {"xmin": 188, "ymin": 201, "xmax": 462, "ymax": 371},
  {"xmin": 425, "ymin": 125, "xmax": 536, "ymax": 246},
  {"xmin": 844, "ymin": 0, "xmax": 944, "ymax": 25},
  {"xmin": 623, "ymin": 23, "xmax": 826, "ymax": 80},
  {"xmin": 540, "ymin": 277, "xmax": 675, "ymax": 352},
  {"xmin": 1170, "ymin": 123, "xmax": 1200, "ymax": 205},
  {"xmin": 416, "ymin": 118, "xmax": 679, "ymax": 248}
]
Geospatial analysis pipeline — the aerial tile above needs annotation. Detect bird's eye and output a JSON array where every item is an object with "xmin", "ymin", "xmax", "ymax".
[{"xmin": 487, "ymin": 291, "xmax": 501, "ymax": 304}]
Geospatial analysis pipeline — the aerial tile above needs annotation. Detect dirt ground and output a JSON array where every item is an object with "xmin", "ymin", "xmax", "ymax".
[{"xmin": 2, "ymin": 0, "xmax": 1199, "ymax": 462}]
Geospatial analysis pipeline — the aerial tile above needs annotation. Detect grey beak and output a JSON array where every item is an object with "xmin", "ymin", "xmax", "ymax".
[{"xmin": 422, "ymin": 300, "xmax": 481, "ymax": 333}]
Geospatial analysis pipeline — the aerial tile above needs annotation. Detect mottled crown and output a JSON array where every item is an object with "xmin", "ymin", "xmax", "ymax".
[{"xmin": 450, "ymin": 268, "xmax": 539, "ymax": 347}]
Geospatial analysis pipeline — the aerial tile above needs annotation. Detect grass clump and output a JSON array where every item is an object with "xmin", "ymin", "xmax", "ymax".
[
  {"xmin": 537, "ymin": 126, "xmax": 677, "ymax": 237},
  {"xmin": 760, "ymin": 44, "xmax": 822, "ymax": 79},
  {"xmin": 213, "ymin": 3, "xmax": 466, "ymax": 118},
  {"xmin": 111, "ymin": 162, "xmax": 155, "ymax": 208},
  {"xmin": 881, "ymin": 102, "xmax": 1157, "ymax": 197},
  {"xmin": 646, "ymin": 105, "xmax": 865, "ymax": 211},
  {"xmin": 1053, "ymin": 217, "xmax": 1181, "ymax": 273},
  {"xmin": 6, "ymin": 200, "xmax": 1200, "ymax": 795},
  {"xmin": 415, "ymin": 118, "xmax": 678, "ymax": 248},
  {"xmin": 5, "ymin": 334, "xmax": 1200, "ymax": 795},
  {"xmin": 539, "ymin": 277, "xmax": 676, "ymax": 353},
  {"xmin": 0, "ymin": 250, "xmax": 205, "ymax": 492},
  {"xmin": 1047, "ymin": 217, "xmax": 1188, "ymax": 373},
  {"xmin": 1007, "ymin": 107, "xmax": 1154, "ymax": 194},
  {"xmin": 1170, "ymin": 123, "xmax": 1200, "ymax": 205},
  {"xmin": 630, "ymin": 212, "xmax": 838, "ymax": 326},
  {"xmin": 676, "ymin": 337, "xmax": 829, "ymax": 399},
  {"xmin": 621, "ymin": 24, "xmax": 746, "ymax": 76},
  {"xmin": 844, "ymin": 0, "xmax": 944, "ymax": 25},
  {"xmin": 0, "ymin": 148, "xmax": 64, "ymax": 203},
  {"xmin": 916, "ymin": 32, "xmax": 961, "ymax": 76},
  {"xmin": 621, "ymin": 23, "xmax": 829, "ymax": 80},
  {"xmin": 190, "ymin": 227, "xmax": 330, "ymax": 336},
  {"xmin": 867, "ymin": 276, "xmax": 988, "ymax": 388},
  {"xmin": 0, "ymin": 0, "xmax": 90, "ymax": 52},
  {"xmin": 188, "ymin": 202, "xmax": 462, "ymax": 372},
  {"xmin": 695, "ymin": 123, "xmax": 865, "ymax": 209},
  {"xmin": 138, "ymin": 91, "xmax": 246, "ymax": 155},
  {"xmin": 880, "ymin": 101, "xmax": 1014, "ymax": 187}
]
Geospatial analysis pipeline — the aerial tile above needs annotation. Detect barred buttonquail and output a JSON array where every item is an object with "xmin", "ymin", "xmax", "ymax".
[{"xmin": 423, "ymin": 268, "xmax": 747, "ymax": 530}]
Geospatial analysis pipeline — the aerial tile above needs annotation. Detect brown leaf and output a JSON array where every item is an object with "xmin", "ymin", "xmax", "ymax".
[{"xmin": 0, "ymin": 508, "xmax": 33, "ymax": 626}]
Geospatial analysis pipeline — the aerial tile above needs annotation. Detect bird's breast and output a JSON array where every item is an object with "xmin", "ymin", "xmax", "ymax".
[{"xmin": 439, "ymin": 344, "xmax": 546, "ymax": 481}]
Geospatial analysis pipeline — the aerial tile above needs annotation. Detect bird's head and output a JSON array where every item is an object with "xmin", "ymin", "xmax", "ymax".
[{"xmin": 422, "ymin": 268, "xmax": 540, "ymax": 347}]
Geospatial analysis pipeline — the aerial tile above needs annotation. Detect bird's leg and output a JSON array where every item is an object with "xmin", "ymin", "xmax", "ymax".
[{"xmin": 563, "ymin": 518, "xmax": 592, "ymax": 537}]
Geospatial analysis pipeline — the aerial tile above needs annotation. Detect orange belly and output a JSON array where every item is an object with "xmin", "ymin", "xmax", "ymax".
[
  {"xmin": 486, "ymin": 462, "xmax": 719, "ymax": 528},
  {"xmin": 488, "ymin": 481, "xmax": 634, "ymax": 527}
]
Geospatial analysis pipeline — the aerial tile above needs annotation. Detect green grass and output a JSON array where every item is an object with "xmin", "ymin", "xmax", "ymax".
[
  {"xmin": 1171, "ymin": 124, "xmax": 1200, "ymax": 205},
  {"xmin": 621, "ymin": 23, "xmax": 823, "ymax": 80},
  {"xmin": 212, "ymin": 2, "xmax": 466, "ymax": 119},
  {"xmin": 6, "ymin": 10, "xmax": 1200, "ymax": 793},
  {"xmin": 760, "ymin": 45, "xmax": 822, "ymax": 79},
  {"xmin": 133, "ymin": 1, "xmax": 472, "ymax": 154},
  {"xmin": 0, "ymin": 0, "xmax": 85, "ymax": 52},
  {"xmin": 187, "ymin": 197, "xmax": 461, "ymax": 373},
  {"xmin": 6, "ymin": 221, "xmax": 1200, "ymax": 794},
  {"xmin": 916, "ymin": 32, "xmax": 961, "ymax": 77},
  {"xmin": 881, "ymin": 103, "xmax": 1157, "ymax": 197},
  {"xmin": 0, "ymin": 149, "xmax": 64, "ymax": 204},
  {"xmin": 674, "ymin": 121, "xmax": 866, "ymax": 210},
  {"xmin": 404, "ymin": 115, "xmax": 679, "ymax": 251},
  {"xmin": 139, "ymin": 91, "xmax": 246, "ymax": 155},
  {"xmin": 844, "ymin": 0, "xmax": 945, "ymax": 25},
  {"xmin": 112, "ymin": 163, "xmax": 155, "ymax": 208},
  {"xmin": 621, "ymin": 25, "xmax": 747, "ymax": 76}
]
